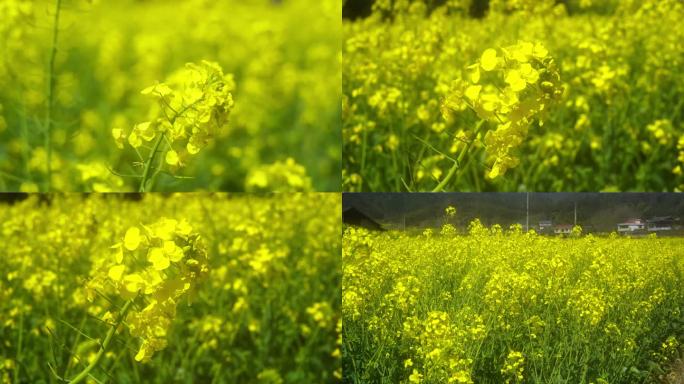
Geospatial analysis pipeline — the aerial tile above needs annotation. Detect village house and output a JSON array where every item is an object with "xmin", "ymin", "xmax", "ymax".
[
  {"xmin": 646, "ymin": 216, "xmax": 680, "ymax": 232},
  {"xmin": 617, "ymin": 218, "xmax": 645, "ymax": 233},
  {"xmin": 538, "ymin": 220, "xmax": 553, "ymax": 233},
  {"xmin": 554, "ymin": 224, "xmax": 573, "ymax": 235}
]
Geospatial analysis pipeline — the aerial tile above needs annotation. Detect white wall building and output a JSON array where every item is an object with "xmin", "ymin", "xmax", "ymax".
[
  {"xmin": 617, "ymin": 219, "xmax": 645, "ymax": 233},
  {"xmin": 554, "ymin": 224, "xmax": 573, "ymax": 235}
]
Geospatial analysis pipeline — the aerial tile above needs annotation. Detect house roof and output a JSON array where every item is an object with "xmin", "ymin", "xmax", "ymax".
[
  {"xmin": 554, "ymin": 224, "xmax": 574, "ymax": 229},
  {"xmin": 618, "ymin": 219, "xmax": 644, "ymax": 225},
  {"xmin": 647, "ymin": 216, "xmax": 678, "ymax": 222}
]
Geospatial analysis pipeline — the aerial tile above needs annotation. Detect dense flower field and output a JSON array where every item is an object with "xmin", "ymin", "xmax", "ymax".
[
  {"xmin": 342, "ymin": 0, "xmax": 684, "ymax": 192},
  {"xmin": 0, "ymin": 193, "xmax": 341, "ymax": 383},
  {"xmin": 0, "ymin": 0, "xmax": 341, "ymax": 192},
  {"xmin": 343, "ymin": 224, "xmax": 684, "ymax": 383}
]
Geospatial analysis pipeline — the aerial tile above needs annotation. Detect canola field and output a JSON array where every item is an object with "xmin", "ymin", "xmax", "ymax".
[
  {"xmin": 342, "ymin": 0, "xmax": 684, "ymax": 192},
  {"xmin": 0, "ymin": 193, "xmax": 341, "ymax": 383},
  {"xmin": 0, "ymin": 0, "xmax": 341, "ymax": 192},
  {"xmin": 343, "ymin": 225, "xmax": 684, "ymax": 383}
]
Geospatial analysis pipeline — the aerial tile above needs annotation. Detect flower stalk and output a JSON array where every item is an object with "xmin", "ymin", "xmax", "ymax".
[
  {"xmin": 138, "ymin": 133, "xmax": 165, "ymax": 192},
  {"xmin": 67, "ymin": 299, "xmax": 134, "ymax": 384},
  {"xmin": 432, "ymin": 119, "xmax": 486, "ymax": 192},
  {"xmin": 45, "ymin": 0, "xmax": 62, "ymax": 192}
]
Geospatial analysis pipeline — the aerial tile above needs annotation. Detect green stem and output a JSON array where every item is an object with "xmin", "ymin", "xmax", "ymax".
[
  {"xmin": 63, "ymin": 316, "xmax": 88, "ymax": 379},
  {"xmin": 14, "ymin": 304, "xmax": 23, "ymax": 382},
  {"xmin": 0, "ymin": 170, "xmax": 29, "ymax": 184},
  {"xmin": 138, "ymin": 133, "xmax": 165, "ymax": 192},
  {"xmin": 45, "ymin": 0, "xmax": 62, "ymax": 192},
  {"xmin": 20, "ymin": 101, "xmax": 31, "ymax": 180},
  {"xmin": 67, "ymin": 299, "xmax": 134, "ymax": 384},
  {"xmin": 432, "ymin": 119, "xmax": 486, "ymax": 192}
]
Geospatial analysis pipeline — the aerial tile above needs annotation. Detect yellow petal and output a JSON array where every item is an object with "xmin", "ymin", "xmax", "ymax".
[
  {"xmin": 505, "ymin": 70, "xmax": 526, "ymax": 92},
  {"xmin": 108, "ymin": 265, "xmax": 125, "ymax": 281},
  {"xmin": 148, "ymin": 248, "xmax": 170, "ymax": 270},
  {"xmin": 127, "ymin": 131, "xmax": 142, "ymax": 148},
  {"xmin": 135, "ymin": 343, "xmax": 147, "ymax": 362},
  {"xmin": 141, "ymin": 83, "xmax": 172, "ymax": 97},
  {"xmin": 468, "ymin": 64, "xmax": 481, "ymax": 83},
  {"xmin": 533, "ymin": 43, "xmax": 548, "ymax": 58},
  {"xmin": 488, "ymin": 164, "xmax": 501, "ymax": 179},
  {"xmin": 145, "ymin": 270, "xmax": 164, "ymax": 291},
  {"xmin": 165, "ymin": 150, "xmax": 179, "ymax": 166},
  {"xmin": 519, "ymin": 63, "xmax": 539, "ymax": 83},
  {"xmin": 124, "ymin": 227, "xmax": 142, "ymax": 251},
  {"xmin": 176, "ymin": 220, "xmax": 193, "ymax": 236},
  {"xmin": 480, "ymin": 48, "xmax": 498, "ymax": 71},
  {"xmin": 152, "ymin": 218, "xmax": 177, "ymax": 240},
  {"xmin": 480, "ymin": 93, "xmax": 499, "ymax": 112},
  {"xmin": 141, "ymin": 85, "xmax": 155, "ymax": 95},
  {"xmin": 186, "ymin": 141, "xmax": 201, "ymax": 155},
  {"xmin": 111, "ymin": 128, "xmax": 123, "ymax": 139},
  {"xmin": 513, "ymin": 42, "xmax": 533, "ymax": 62},
  {"xmin": 464, "ymin": 85, "xmax": 481, "ymax": 102},
  {"xmin": 135, "ymin": 122, "xmax": 155, "ymax": 142},
  {"xmin": 101, "ymin": 311, "xmax": 114, "ymax": 323},
  {"xmin": 163, "ymin": 241, "xmax": 184, "ymax": 262},
  {"xmin": 111, "ymin": 243, "xmax": 124, "ymax": 263},
  {"xmin": 124, "ymin": 273, "xmax": 144, "ymax": 293}
]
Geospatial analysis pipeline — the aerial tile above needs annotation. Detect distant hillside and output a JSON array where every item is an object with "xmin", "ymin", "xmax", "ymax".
[{"xmin": 342, "ymin": 193, "xmax": 684, "ymax": 231}]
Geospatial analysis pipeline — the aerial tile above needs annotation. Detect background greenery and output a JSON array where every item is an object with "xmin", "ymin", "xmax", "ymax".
[{"xmin": 0, "ymin": 0, "xmax": 341, "ymax": 192}]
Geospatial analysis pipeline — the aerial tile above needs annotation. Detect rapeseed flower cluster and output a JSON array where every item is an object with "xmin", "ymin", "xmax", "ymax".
[
  {"xmin": 500, "ymin": 351, "xmax": 525, "ymax": 383},
  {"xmin": 110, "ymin": 61, "xmax": 236, "ymax": 191},
  {"xmin": 443, "ymin": 41, "xmax": 563, "ymax": 178},
  {"xmin": 87, "ymin": 218, "xmax": 209, "ymax": 362},
  {"xmin": 244, "ymin": 158, "xmax": 313, "ymax": 192},
  {"xmin": 117, "ymin": 61, "xmax": 235, "ymax": 165}
]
